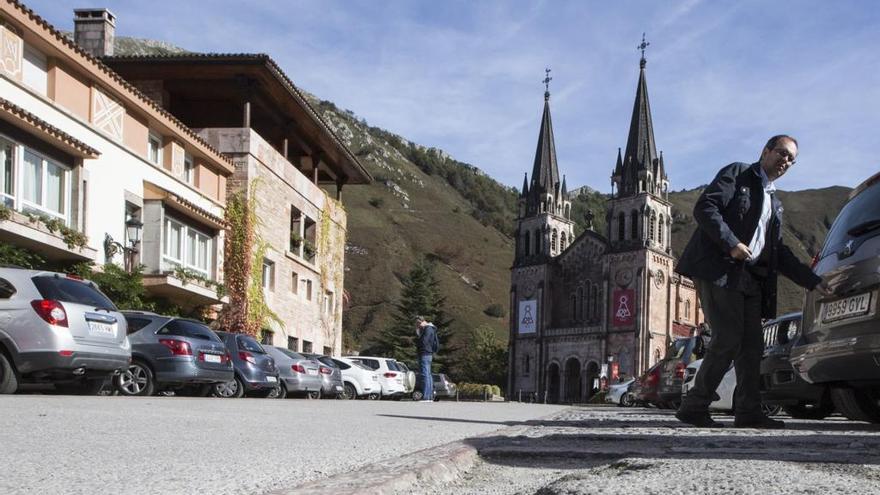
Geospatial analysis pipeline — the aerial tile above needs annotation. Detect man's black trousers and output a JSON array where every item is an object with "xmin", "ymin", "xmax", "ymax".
[{"xmin": 680, "ymin": 276, "xmax": 764, "ymax": 418}]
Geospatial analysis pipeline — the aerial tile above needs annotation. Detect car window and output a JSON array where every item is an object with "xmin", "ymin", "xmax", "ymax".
[
  {"xmin": 352, "ymin": 362, "xmax": 373, "ymax": 371},
  {"xmin": 237, "ymin": 335, "xmax": 266, "ymax": 353},
  {"xmin": 157, "ymin": 320, "xmax": 220, "ymax": 341},
  {"xmin": 332, "ymin": 358, "xmax": 350, "ymax": 370},
  {"xmin": 821, "ymin": 181, "xmax": 880, "ymax": 259},
  {"xmin": 279, "ymin": 348, "xmax": 306, "ymax": 361},
  {"xmin": 124, "ymin": 317, "xmax": 153, "ymax": 334},
  {"xmin": 0, "ymin": 278, "xmax": 15, "ymax": 299},
  {"xmin": 32, "ymin": 275, "xmax": 116, "ymax": 309},
  {"xmin": 317, "ymin": 356, "xmax": 336, "ymax": 368},
  {"xmin": 358, "ymin": 358, "xmax": 380, "ymax": 370},
  {"xmin": 385, "ymin": 359, "xmax": 401, "ymax": 371}
]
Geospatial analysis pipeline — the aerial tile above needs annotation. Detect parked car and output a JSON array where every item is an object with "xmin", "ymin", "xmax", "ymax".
[
  {"xmin": 395, "ymin": 360, "xmax": 416, "ymax": 394},
  {"xmin": 634, "ymin": 362, "xmax": 663, "ymax": 407},
  {"xmin": 302, "ymin": 353, "xmax": 345, "ymax": 398},
  {"xmin": 790, "ymin": 172, "xmax": 880, "ymax": 422},
  {"xmin": 760, "ymin": 312, "xmax": 834, "ymax": 419},
  {"xmin": 264, "ymin": 346, "xmax": 323, "ymax": 398},
  {"xmin": 682, "ymin": 359, "xmax": 781, "ymax": 416},
  {"xmin": 0, "ymin": 268, "xmax": 130, "ymax": 395},
  {"xmin": 413, "ymin": 373, "xmax": 457, "ymax": 401},
  {"xmin": 116, "ymin": 312, "xmax": 232, "ymax": 396},
  {"xmin": 332, "ymin": 356, "xmax": 381, "ymax": 400},
  {"xmin": 343, "ymin": 355, "xmax": 407, "ymax": 398},
  {"xmin": 212, "ymin": 331, "xmax": 279, "ymax": 398},
  {"xmin": 656, "ymin": 334, "xmax": 709, "ymax": 408},
  {"xmin": 605, "ymin": 378, "xmax": 636, "ymax": 407}
]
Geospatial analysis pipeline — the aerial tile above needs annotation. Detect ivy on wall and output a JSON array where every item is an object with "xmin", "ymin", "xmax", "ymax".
[{"xmin": 317, "ymin": 193, "xmax": 346, "ymax": 343}]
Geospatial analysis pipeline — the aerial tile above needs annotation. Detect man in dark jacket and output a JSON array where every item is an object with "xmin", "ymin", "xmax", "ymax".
[
  {"xmin": 415, "ymin": 316, "xmax": 439, "ymax": 402},
  {"xmin": 675, "ymin": 135, "xmax": 829, "ymax": 429}
]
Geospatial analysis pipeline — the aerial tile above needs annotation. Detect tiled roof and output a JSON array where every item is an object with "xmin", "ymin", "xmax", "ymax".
[
  {"xmin": 0, "ymin": 96, "xmax": 100, "ymax": 157},
  {"xmin": 5, "ymin": 0, "xmax": 235, "ymax": 172}
]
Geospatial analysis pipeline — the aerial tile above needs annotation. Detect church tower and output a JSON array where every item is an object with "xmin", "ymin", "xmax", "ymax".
[
  {"xmin": 604, "ymin": 36, "xmax": 675, "ymax": 376},
  {"xmin": 515, "ymin": 70, "xmax": 575, "ymax": 267}
]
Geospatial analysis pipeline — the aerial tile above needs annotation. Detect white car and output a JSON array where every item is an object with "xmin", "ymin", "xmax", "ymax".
[
  {"xmin": 682, "ymin": 359, "xmax": 781, "ymax": 415},
  {"xmin": 343, "ymin": 356, "xmax": 407, "ymax": 398},
  {"xmin": 605, "ymin": 378, "xmax": 636, "ymax": 407},
  {"xmin": 332, "ymin": 357, "xmax": 380, "ymax": 399}
]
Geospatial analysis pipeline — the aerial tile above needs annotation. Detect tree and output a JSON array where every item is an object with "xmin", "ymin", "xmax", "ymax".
[
  {"xmin": 454, "ymin": 325, "xmax": 508, "ymax": 390},
  {"xmin": 369, "ymin": 257, "xmax": 454, "ymax": 372}
]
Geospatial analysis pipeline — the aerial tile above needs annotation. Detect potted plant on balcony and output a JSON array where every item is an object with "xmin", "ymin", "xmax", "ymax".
[
  {"xmin": 303, "ymin": 240, "xmax": 317, "ymax": 261},
  {"xmin": 290, "ymin": 232, "xmax": 303, "ymax": 252}
]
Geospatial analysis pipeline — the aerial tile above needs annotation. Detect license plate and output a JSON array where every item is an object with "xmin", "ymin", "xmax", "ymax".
[
  {"xmin": 307, "ymin": 369, "xmax": 318, "ymax": 375},
  {"xmin": 204, "ymin": 354, "xmax": 221, "ymax": 363},
  {"xmin": 822, "ymin": 292, "xmax": 873, "ymax": 323},
  {"xmin": 88, "ymin": 321, "xmax": 115, "ymax": 337},
  {"xmin": 266, "ymin": 375, "xmax": 277, "ymax": 383}
]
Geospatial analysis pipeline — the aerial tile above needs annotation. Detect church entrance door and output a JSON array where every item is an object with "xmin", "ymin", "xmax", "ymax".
[
  {"xmin": 585, "ymin": 361, "xmax": 600, "ymax": 400},
  {"xmin": 564, "ymin": 358, "xmax": 582, "ymax": 403},
  {"xmin": 547, "ymin": 363, "xmax": 560, "ymax": 404}
]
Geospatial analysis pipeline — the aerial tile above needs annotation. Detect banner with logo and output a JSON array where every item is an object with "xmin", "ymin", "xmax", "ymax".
[
  {"xmin": 611, "ymin": 289, "xmax": 635, "ymax": 327},
  {"xmin": 518, "ymin": 300, "xmax": 537, "ymax": 334}
]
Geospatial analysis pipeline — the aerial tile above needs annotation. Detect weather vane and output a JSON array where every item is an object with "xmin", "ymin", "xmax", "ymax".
[
  {"xmin": 638, "ymin": 33, "xmax": 650, "ymax": 59},
  {"xmin": 543, "ymin": 68, "xmax": 552, "ymax": 96}
]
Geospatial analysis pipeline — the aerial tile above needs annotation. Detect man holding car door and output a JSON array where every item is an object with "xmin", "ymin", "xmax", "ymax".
[{"xmin": 675, "ymin": 134, "xmax": 831, "ymax": 429}]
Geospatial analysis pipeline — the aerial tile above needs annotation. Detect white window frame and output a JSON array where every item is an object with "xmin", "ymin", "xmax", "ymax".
[
  {"xmin": 261, "ymin": 259, "xmax": 275, "ymax": 292},
  {"xmin": 291, "ymin": 271, "xmax": 299, "ymax": 295},
  {"xmin": 183, "ymin": 153, "xmax": 195, "ymax": 185},
  {"xmin": 162, "ymin": 214, "xmax": 213, "ymax": 278},
  {"xmin": 19, "ymin": 146, "xmax": 70, "ymax": 224},
  {"xmin": 148, "ymin": 132, "xmax": 163, "ymax": 166},
  {"xmin": 0, "ymin": 136, "xmax": 15, "ymax": 208}
]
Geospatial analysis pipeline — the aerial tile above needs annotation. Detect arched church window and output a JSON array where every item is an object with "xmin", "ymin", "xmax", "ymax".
[
  {"xmin": 617, "ymin": 212, "xmax": 625, "ymax": 241},
  {"xmin": 631, "ymin": 210, "xmax": 639, "ymax": 240},
  {"xmin": 551, "ymin": 229, "xmax": 558, "ymax": 253},
  {"xmin": 560, "ymin": 232, "xmax": 566, "ymax": 251},
  {"xmin": 570, "ymin": 294, "xmax": 577, "ymax": 321},
  {"xmin": 685, "ymin": 300, "xmax": 691, "ymax": 320},
  {"xmin": 524, "ymin": 231, "xmax": 531, "ymax": 256},
  {"xmin": 534, "ymin": 229, "xmax": 541, "ymax": 254},
  {"xmin": 578, "ymin": 286, "xmax": 585, "ymax": 321},
  {"xmin": 649, "ymin": 211, "xmax": 657, "ymax": 242},
  {"xmin": 658, "ymin": 215, "xmax": 664, "ymax": 245},
  {"xmin": 654, "ymin": 349, "xmax": 661, "ymax": 364}
]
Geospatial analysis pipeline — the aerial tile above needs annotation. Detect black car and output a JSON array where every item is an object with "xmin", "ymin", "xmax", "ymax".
[
  {"xmin": 213, "ymin": 331, "xmax": 280, "ymax": 398},
  {"xmin": 759, "ymin": 312, "xmax": 833, "ymax": 419},
  {"xmin": 790, "ymin": 171, "xmax": 880, "ymax": 423}
]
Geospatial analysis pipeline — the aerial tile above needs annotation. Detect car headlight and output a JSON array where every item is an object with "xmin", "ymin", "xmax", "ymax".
[{"xmin": 786, "ymin": 322, "xmax": 799, "ymax": 342}]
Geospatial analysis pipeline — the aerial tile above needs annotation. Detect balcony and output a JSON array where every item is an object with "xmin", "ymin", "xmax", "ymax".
[
  {"xmin": 142, "ymin": 270, "xmax": 227, "ymax": 309},
  {"xmin": 0, "ymin": 208, "xmax": 96, "ymax": 262}
]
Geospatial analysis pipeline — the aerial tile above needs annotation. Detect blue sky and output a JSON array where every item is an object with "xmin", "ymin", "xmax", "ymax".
[{"xmin": 29, "ymin": 1, "xmax": 880, "ymax": 192}]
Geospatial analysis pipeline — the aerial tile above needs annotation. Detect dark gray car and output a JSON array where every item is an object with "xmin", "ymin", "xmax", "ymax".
[
  {"xmin": 264, "ymin": 346, "xmax": 323, "ymax": 398},
  {"xmin": 303, "ymin": 353, "xmax": 344, "ymax": 398},
  {"xmin": 116, "ymin": 312, "xmax": 233, "ymax": 396},
  {"xmin": 791, "ymin": 171, "xmax": 880, "ymax": 422},
  {"xmin": 214, "ymin": 331, "xmax": 280, "ymax": 398}
]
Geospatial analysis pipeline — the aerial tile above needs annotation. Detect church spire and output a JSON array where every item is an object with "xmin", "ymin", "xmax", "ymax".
[
  {"xmin": 521, "ymin": 172, "xmax": 529, "ymax": 197},
  {"xmin": 529, "ymin": 68, "xmax": 561, "ymax": 206},
  {"xmin": 619, "ymin": 34, "xmax": 659, "ymax": 197}
]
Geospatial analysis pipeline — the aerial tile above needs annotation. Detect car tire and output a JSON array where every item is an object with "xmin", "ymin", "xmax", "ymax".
[
  {"xmin": 273, "ymin": 383, "xmax": 288, "ymax": 399},
  {"xmin": 0, "ymin": 352, "xmax": 18, "ymax": 395},
  {"xmin": 783, "ymin": 402, "xmax": 833, "ymax": 420},
  {"xmin": 367, "ymin": 392, "xmax": 380, "ymax": 400},
  {"xmin": 115, "ymin": 361, "xmax": 155, "ymax": 397},
  {"xmin": 412, "ymin": 390, "xmax": 424, "ymax": 401},
  {"xmin": 620, "ymin": 393, "xmax": 634, "ymax": 407},
  {"xmin": 213, "ymin": 377, "xmax": 245, "ymax": 399},
  {"xmin": 761, "ymin": 404, "xmax": 783, "ymax": 417},
  {"xmin": 306, "ymin": 390, "xmax": 321, "ymax": 400},
  {"xmin": 831, "ymin": 387, "xmax": 880, "ymax": 423},
  {"xmin": 340, "ymin": 383, "xmax": 357, "ymax": 400}
]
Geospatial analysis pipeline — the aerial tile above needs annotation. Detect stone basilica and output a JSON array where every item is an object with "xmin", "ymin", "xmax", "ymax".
[{"xmin": 508, "ymin": 52, "xmax": 704, "ymax": 403}]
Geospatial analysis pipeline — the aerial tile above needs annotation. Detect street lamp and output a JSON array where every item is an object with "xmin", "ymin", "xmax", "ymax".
[{"xmin": 104, "ymin": 217, "xmax": 144, "ymax": 273}]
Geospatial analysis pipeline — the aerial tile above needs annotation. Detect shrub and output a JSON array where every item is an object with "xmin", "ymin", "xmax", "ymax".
[{"xmin": 456, "ymin": 383, "xmax": 502, "ymax": 399}]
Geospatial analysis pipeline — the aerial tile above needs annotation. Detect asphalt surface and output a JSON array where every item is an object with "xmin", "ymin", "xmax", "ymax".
[
  {"xmin": 422, "ymin": 406, "xmax": 880, "ymax": 494},
  {"xmin": 0, "ymin": 395, "xmax": 563, "ymax": 495}
]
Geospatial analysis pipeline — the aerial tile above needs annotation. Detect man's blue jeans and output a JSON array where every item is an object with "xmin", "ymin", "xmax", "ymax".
[{"xmin": 419, "ymin": 353, "xmax": 433, "ymax": 400}]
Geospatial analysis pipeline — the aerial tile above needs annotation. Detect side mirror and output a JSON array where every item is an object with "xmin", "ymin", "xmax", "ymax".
[{"xmin": 0, "ymin": 278, "xmax": 15, "ymax": 299}]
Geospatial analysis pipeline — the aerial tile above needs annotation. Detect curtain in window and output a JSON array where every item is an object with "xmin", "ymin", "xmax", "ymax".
[
  {"xmin": 46, "ymin": 161, "xmax": 64, "ymax": 214},
  {"xmin": 165, "ymin": 220, "xmax": 182, "ymax": 260},
  {"xmin": 1, "ymin": 141, "xmax": 13, "ymax": 197},
  {"xmin": 23, "ymin": 150, "xmax": 42, "ymax": 205}
]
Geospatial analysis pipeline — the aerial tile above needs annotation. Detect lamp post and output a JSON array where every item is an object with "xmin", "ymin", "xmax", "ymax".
[{"xmin": 103, "ymin": 217, "xmax": 143, "ymax": 273}]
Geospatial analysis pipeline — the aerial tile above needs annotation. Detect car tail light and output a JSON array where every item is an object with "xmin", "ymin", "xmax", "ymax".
[
  {"xmin": 222, "ymin": 352, "xmax": 231, "ymax": 364},
  {"xmin": 65, "ymin": 273, "xmax": 84, "ymax": 281},
  {"xmin": 59, "ymin": 350, "xmax": 73, "ymax": 357},
  {"xmin": 239, "ymin": 351, "xmax": 256, "ymax": 365},
  {"xmin": 319, "ymin": 366, "xmax": 332, "ymax": 375},
  {"xmin": 675, "ymin": 362, "xmax": 686, "ymax": 379},
  {"xmin": 383, "ymin": 372, "xmax": 397, "ymax": 378},
  {"xmin": 31, "ymin": 300, "xmax": 68, "ymax": 327},
  {"xmin": 292, "ymin": 364, "xmax": 306, "ymax": 374},
  {"xmin": 159, "ymin": 339, "xmax": 192, "ymax": 356}
]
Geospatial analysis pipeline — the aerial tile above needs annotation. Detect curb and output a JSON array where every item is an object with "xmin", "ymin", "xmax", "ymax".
[{"xmin": 269, "ymin": 407, "xmax": 570, "ymax": 495}]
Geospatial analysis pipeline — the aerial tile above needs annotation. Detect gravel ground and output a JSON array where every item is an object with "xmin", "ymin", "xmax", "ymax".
[
  {"xmin": 0, "ymin": 395, "xmax": 563, "ymax": 495},
  {"xmin": 422, "ymin": 406, "xmax": 880, "ymax": 495}
]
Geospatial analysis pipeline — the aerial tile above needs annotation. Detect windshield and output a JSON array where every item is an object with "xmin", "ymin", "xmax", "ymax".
[
  {"xmin": 279, "ymin": 348, "xmax": 306, "ymax": 361},
  {"xmin": 237, "ymin": 335, "xmax": 265, "ymax": 354},
  {"xmin": 821, "ymin": 181, "xmax": 880, "ymax": 259},
  {"xmin": 157, "ymin": 320, "xmax": 220, "ymax": 341},
  {"xmin": 32, "ymin": 275, "xmax": 116, "ymax": 309},
  {"xmin": 385, "ymin": 360, "xmax": 401, "ymax": 371}
]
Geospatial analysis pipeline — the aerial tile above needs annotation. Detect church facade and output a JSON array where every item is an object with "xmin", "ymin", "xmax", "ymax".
[{"xmin": 508, "ymin": 53, "xmax": 704, "ymax": 403}]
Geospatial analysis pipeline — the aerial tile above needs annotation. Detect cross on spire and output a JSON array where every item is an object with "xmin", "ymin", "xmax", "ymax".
[
  {"xmin": 638, "ymin": 33, "xmax": 650, "ymax": 68},
  {"xmin": 543, "ymin": 67, "xmax": 552, "ymax": 100}
]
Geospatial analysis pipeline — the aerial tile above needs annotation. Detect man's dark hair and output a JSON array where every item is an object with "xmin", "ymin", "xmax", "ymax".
[{"xmin": 764, "ymin": 134, "xmax": 798, "ymax": 152}]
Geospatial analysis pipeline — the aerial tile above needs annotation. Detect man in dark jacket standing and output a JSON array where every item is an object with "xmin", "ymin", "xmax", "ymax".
[
  {"xmin": 415, "ymin": 316, "xmax": 439, "ymax": 402},
  {"xmin": 675, "ymin": 135, "xmax": 829, "ymax": 429}
]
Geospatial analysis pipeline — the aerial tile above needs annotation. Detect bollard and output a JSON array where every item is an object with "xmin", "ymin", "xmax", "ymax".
[
  {"xmin": 456, "ymin": 390, "xmax": 459, "ymax": 402},
  {"xmin": 518, "ymin": 390, "xmax": 522, "ymax": 403},
  {"xmin": 544, "ymin": 391, "xmax": 548, "ymax": 404}
]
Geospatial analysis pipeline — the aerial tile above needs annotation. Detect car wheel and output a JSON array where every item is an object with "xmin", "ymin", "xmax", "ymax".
[
  {"xmin": 367, "ymin": 392, "xmax": 380, "ymax": 400},
  {"xmin": 783, "ymin": 402, "xmax": 833, "ymax": 420},
  {"xmin": 412, "ymin": 390, "xmax": 424, "ymax": 401},
  {"xmin": 0, "ymin": 352, "xmax": 19, "ymax": 394},
  {"xmin": 115, "ymin": 361, "xmax": 155, "ymax": 396},
  {"xmin": 761, "ymin": 403, "xmax": 783, "ymax": 417},
  {"xmin": 272, "ymin": 383, "xmax": 288, "ymax": 399},
  {"xmin": 340, "ymin": 383, "xmax": 357, "ymax": 400},
  {"xmin": 214, "ymin": 377, "xmax": 245, "ymax": 399},
  {"xmin": 620, "ymin": 393, "xmax": 634, "ymax": 407},
  {"xmin": 831, "ymin": 387, "xmax": 880, "ymax": 423},
  {"xmin": 306, "ymin": 390, "xmax": 322, "ymax": 400}
]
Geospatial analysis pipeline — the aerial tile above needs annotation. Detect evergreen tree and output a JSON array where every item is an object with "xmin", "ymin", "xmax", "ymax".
[
  {"xmin": 454, "ymin": 325, "xmax": 508, "ymax": 389},
  {"xmin": 369, "ymin": 257, "xmax": 454, "ymax": 372}
]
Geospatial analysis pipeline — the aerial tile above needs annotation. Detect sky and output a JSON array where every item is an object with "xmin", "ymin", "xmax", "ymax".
[{"xmin": 27, "ymin": 1, "xmax": 880, "ymax": 192}]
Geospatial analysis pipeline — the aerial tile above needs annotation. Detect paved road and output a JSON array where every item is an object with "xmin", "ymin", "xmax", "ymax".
[
  {"xmin": 0, "ymin": 395, "xmax": 563, "ymax": 495},
  {"xmin": 424, "ymin": 406, "xmax": 880, "ymax": 494}
]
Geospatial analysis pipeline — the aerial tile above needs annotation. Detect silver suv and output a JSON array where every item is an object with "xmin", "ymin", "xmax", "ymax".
[{"xmin": 0, "ymin": 267, "xmax": 131, "ymax": 394}]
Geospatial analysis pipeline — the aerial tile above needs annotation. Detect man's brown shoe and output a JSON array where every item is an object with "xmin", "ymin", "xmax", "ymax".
[
  {"xmin": 734, "ymin": 415, "xmax": 785, "ymax": 429},
  {"xmin": 675, "ymin": 410, "xmax": 723, "ymax": 428}
]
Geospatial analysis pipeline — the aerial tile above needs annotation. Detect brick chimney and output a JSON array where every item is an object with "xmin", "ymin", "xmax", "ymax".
[{"xmin": 73, "ymin": 8, "xmax": 116, "ymax": 57}]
